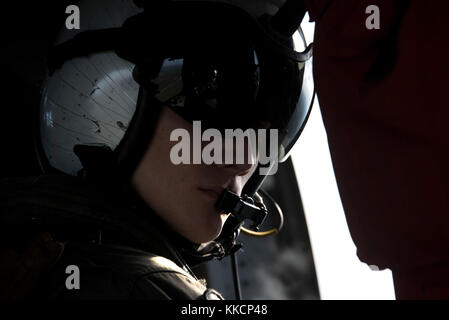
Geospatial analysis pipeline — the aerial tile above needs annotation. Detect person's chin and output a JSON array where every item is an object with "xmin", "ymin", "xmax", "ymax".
[{"xmin": 188, "ymin": 211, "xmax": 224, "ymax": 244}]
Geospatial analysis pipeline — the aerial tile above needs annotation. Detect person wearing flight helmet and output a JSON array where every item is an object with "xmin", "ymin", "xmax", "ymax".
[{"xmin": 0, "ymin": 0, "xmax": 313, "ymax": 299}]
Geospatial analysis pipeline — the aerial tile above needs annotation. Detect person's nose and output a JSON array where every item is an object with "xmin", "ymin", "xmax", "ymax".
[
  {"xmin": 218, "ymin": 161, "xmax": 255, "ymax": 177},
  {"xmin": 217, "ymin": 136, "xmax": 258, "ymax": 176}
]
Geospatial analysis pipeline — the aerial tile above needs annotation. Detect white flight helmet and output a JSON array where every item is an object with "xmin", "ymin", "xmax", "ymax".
[
  {"xmin": 40, "ymin": 0, "xmax": 141, "ymax": 175},
  {"xmin": 39, "ymin": 0, "xmax": 314, "ymax": 194}
]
